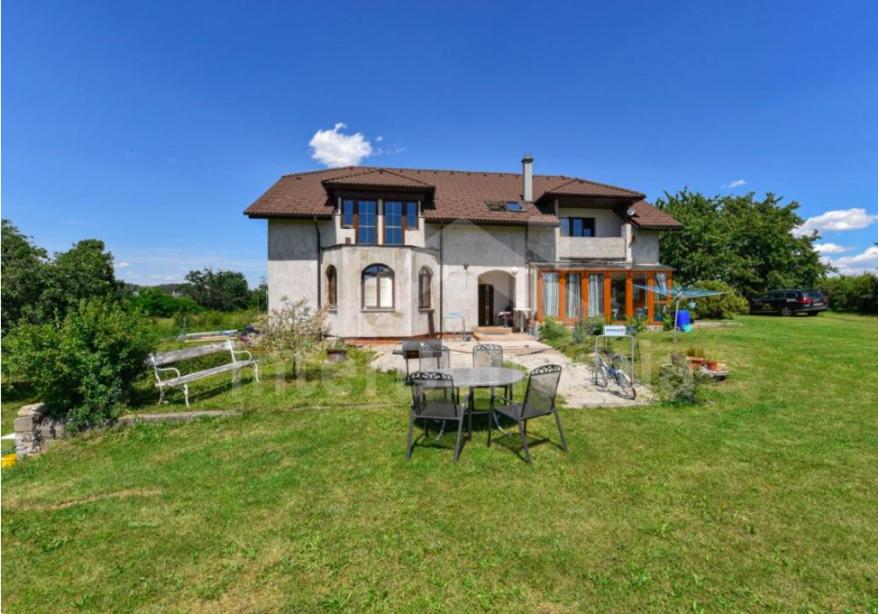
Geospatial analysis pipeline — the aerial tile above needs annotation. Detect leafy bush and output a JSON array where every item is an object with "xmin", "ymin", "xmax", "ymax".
[
  {"xmin": 128, "ymin": 287, "xmax": 203, "ymax": 317},
  {"xmin": 5, "ymin": 299, "xmax": 153, "ymax": 429},
  {"xmin": 538, "ymin": 318, "xmax": 570, "ymax": 346},
  {"xmin": 820, "ymin": 273, "xmax": 878, "ymax": 314},
  {"xmin": 626, "ymin": 314, "xmax": 648, "ymax": 335},
  {"xmin": 572, "ymin": 316, "xmax": 606, "ymax": 343},
  {"xmin": 690, "ymin": 280, "xmax": 749, "ymax": 319},
  {"xmin": 656, "ymin": 354, "xmax": 700, "ymax": 403}
]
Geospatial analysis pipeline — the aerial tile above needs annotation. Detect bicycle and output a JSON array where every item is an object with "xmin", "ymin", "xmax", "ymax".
[{"xmin": 593, "ymin": 350, "xmax": 637, "ymax": 400}]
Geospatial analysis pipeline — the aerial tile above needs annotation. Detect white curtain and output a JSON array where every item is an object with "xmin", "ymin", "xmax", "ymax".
[
  {"xmin": 379, "ymin": 276, "xmax": 393, "ymax": 307},
  {"xmin": 567, "ymin": 273, "xmax": 581, "ymax": 319},
  {"xmin": 588, "ymin": 273, "xmax": 603, "ymax": 317},
  {"xmin": 543, "ymin": 273, "xmax": 559, "ymax": 317},
  {"xmin": 655, "ymin": 272, "xmax": 667, "ymax": 295}
]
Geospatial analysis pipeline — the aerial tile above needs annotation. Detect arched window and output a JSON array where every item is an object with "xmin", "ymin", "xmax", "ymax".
[
  {"xmin": 418, "ymin": 267, "xmax": 433, "ymax": 309},
  {"xmin": 325, "ymin": 266, "xmax": 337, "ymax": 309},
  {"xmin": 362, "ymin": 264, "xmax": 394, "ymax": 309}
]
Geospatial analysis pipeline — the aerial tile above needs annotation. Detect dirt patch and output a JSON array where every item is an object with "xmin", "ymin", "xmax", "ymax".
[{"xmin": 19, "ymin": 488, "xmax": 162, "ymax": 512}]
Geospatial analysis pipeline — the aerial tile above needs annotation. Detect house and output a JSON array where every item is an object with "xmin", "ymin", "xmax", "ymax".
[{"xmin": 244, "ymin": 156, "xmax": 682, "ymax": 339}]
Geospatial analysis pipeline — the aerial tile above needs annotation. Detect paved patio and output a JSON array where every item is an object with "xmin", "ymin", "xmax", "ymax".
[{"xmin": 368, "ymin": 338, "xmax": 654, "ymax": 408}]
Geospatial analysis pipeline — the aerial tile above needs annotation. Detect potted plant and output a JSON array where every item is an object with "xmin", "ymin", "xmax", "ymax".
[
  {"xmin": 685, "ymin": 347, "xmax": 706, "ymax": 370},
  {"xmin": 706, "ymin": 358, "xmax": 719, "ymax": 371}
]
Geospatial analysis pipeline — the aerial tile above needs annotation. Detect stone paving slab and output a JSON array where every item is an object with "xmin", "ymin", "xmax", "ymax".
[{"xmin": 367, "ymin": 339, "xmax": 653, "ymax": 408}]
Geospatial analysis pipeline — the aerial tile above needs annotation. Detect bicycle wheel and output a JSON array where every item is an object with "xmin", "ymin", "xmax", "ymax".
[
  {"xmin": 593, "ymin": 354, "xmax": 609, "ymax": 388},
  {"xmin": 615, "ymin": 369, "xmax": 637, "ymax": 400}
]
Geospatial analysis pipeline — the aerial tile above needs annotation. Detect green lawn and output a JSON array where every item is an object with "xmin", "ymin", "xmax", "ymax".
[{"xmin": 2, "ymin": 314, "xmax": 877, "ymax": 611}]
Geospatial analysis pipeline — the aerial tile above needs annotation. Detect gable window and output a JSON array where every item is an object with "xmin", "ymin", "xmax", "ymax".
[
  {"xmin": 418, "ymin": 267, "xmax": 433, "ymax": 309},
  {"xmin": 384, "ymin": 201, "xmax": 404, "ymax": 245},
  {"xmin": 362, "ymin": 264, "xmax": 394, "ymax": 309},
  {"xmin": 356, "ymin": 200, "xmax": 378, "ymax": 244},
  {"xmin": 342, "ymin": 200, "xmax": 355, "ymax": 227},
  {"xmin": 560, "ymin": 217, "xmax": 596, "ymax": 237},
  {"xmin": 325, "ymin": 266, "xmax": 337, "ymax": 309},
  {"xmin": 406, "ymin": 201, "xmax": 418, "ymax": 229}
]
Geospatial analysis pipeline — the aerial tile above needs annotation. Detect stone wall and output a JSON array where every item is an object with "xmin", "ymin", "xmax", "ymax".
[{"xmin": 14, "ymin": 403, "xmax": 65, "ymax": 458}]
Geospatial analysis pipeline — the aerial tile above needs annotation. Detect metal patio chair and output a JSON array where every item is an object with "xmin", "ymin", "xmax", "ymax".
[
  {"xmin": 487, "ymin": 364, "xmax": 568, "ymax": 464},
  {"xmin": 470, "ymin": 343, "xmax": 506, "ymax": 433},
  {"xmin": 419, "ymin": 345, "xmax": 451, "ymax": 371},
  {"xmin": 406, "ymin": 371, "xmax": 466, "ymax": 462}
]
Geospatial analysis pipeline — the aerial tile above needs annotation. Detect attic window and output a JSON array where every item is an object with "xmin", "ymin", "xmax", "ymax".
[{"xmin": 485, "ymin": 200, "xmax": 525, "ymax": 212}]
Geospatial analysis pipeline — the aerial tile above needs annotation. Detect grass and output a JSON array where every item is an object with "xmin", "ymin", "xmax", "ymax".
[{"xmin": 2, "ymin": 313, "xmax": 877, "ymax": 611}]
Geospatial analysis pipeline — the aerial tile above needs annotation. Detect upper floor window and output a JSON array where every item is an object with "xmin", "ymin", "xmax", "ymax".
[
  {"xmin": 357, "ymin": 200, "xmax": 378, "ymax": 244},
  {"xmin": 406, "ymin": 201, "xmax": 418, "ymax": 229},
  {"xmin": 325, "ymin": 266, "xmax": 337, "ymax": 309},
  {"xmin": 418, "ymin": 267, "xmax": 433, "ymax": 309},
  {"xmin": 560, "ymin": 217, "xmax": 595, "ymax": 237},
  {"xmin": 342, "ymin": 200, "xmax": 355, "ymax": 227},
  {"xmin": 362, "ymin": 264, "xmax": 394, "ymax": 309},
  {"xmin": 384, "ymin": 201, "xmax": 404, "ymax": 245}
]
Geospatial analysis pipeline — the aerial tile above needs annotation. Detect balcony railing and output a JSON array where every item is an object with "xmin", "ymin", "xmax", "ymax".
[{"xmin": 558, "ymin": 236, "xmax": 626, "ymax": 260}]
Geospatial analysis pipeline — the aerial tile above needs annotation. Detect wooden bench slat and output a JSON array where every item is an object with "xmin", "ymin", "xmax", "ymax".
[{"xmin": 147, "ymin": 340, "xmax": 234, "ymax": 366}]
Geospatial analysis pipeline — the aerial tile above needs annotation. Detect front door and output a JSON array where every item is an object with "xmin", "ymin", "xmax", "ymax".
[{"xmin": 478, "ymin": 284, "xmax": 494, "ymax": 326}]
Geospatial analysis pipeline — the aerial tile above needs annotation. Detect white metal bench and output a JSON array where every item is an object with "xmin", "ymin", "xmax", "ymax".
[{"xmin": 146, "ymin": 340, "xmax": 259, "ymax": 407}]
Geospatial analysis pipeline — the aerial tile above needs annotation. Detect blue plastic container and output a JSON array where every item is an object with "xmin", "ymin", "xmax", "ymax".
[{"xmin": 675, "ymin": 309, "xmax": 692, "ymax": 331}]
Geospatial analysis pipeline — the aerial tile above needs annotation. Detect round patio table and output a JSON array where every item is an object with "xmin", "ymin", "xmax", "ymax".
[
  {"xmin": 433, "ymin": 367, "xmax": 524, "ymax": 389},
  {"xmin": 433, "ymin": 368, "xmax": 525, "ymax": 440}
]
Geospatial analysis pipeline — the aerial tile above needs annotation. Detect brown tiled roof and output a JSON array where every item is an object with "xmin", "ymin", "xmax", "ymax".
[
  {"xmin": 244, "ymin": 165, "xmax": 680, "ymax": 229},
  {"xmin": 630, "ymin": 200, "xmax": 683, "ymax": 230},
  {"xmin": 322, "ymin": 168, "xmax": 434, "ymax": 189},
  {"xmin": 544, "ymin": 177, "xmax": 644, "ymax": 199}
]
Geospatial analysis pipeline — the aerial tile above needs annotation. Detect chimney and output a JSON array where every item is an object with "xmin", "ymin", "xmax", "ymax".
[{"xmin": 521, "ymin": 153, "xmax": 534, "ymax": 202}]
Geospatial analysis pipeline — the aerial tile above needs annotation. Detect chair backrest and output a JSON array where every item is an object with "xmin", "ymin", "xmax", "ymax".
[
  {"xmin": 408, "ymin": 371, "xmax": 461, "ymax": 420},
  {"xmin": 472, "ymin": 343, "xmax": 503, "ymax": 368},
  {"xmin": 419, "ymin": 345, "xmax": 450, "ymax": 371},
  {"xmin": 521, "ymin": 364, "xmax": 562, "ymax": 419}
]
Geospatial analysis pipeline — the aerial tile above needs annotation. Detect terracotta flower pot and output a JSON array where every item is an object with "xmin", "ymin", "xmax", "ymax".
[{"xmin": 706, "ymin": 360, "xmax": 719, "ymax": 371}]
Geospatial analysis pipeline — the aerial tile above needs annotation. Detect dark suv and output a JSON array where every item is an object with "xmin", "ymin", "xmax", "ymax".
[{"xmin": 749, "ymin": 289, "xmax": 828, "ymax": 316}]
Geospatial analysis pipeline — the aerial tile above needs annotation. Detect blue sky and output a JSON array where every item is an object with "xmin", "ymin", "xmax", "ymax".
[{"xmin": 4, "ymin": 0, "xmax": 877, "ymax": 285}]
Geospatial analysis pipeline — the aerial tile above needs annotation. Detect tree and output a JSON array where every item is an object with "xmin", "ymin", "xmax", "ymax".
[
  {"xmin": 656, "ymin": 190, "xmax": 828, "ymax": 297},
  {"xmin": 253, "ymin": 298, "xmax": 328, "ymax": 375},
  {"xmin": 1, "ymin": 220, "xmax": 48, "ymax": 332},
  {"xmin": 183, "ymin": 268, "xmax": 250, "ymax": 311},
  {"xmin": 249, "ymin": 280, "xmax": 268, "ymax": 312},
  {"xmin": 41, "ymin": 239, "xmax": 122, "ymax": 320}
]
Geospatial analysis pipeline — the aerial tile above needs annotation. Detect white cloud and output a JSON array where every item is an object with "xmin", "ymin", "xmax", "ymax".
[
  {"xmin": 723, "ymin": 179, "xmax": 747, "ymax": 188},
  {"xmin": 116, "ymin": 261, "xmax": 130, "ymax": 269},
  {"xmin": 814, "ymin": 243, "xmax": 851, "ymax": 255},
  {"xmin": 794, "ymin": 208, "xmax": 878, "ymax": 236},
  {"xmin": 824, "ymin": 245, "xmax": 878, "ymax": 276},
  {"xmin": 308, "ymin": 122, "xmax": 373, "ymax": 168}
]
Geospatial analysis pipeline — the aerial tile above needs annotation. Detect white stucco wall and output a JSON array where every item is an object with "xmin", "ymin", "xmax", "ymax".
[
  {"xmin": 557, "ymin": 206, "xmax": 624, "ymax": 237},
  {"xmin": 631, "ymin": 229, "xmax": 660, "ymax": 264},
  {"xmin": 267, "ymin": 219, "xmax": 334, "ymax": 311}
]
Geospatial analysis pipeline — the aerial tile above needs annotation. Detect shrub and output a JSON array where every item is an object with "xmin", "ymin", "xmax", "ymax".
[
  {"xmin": 538, "ymin": 317, "xmax": 570, "ymax": 346},
  {"xmin": 128, "ymin": 287, "xmax": 203, "ymax": 317},
  {"xmin": 656, "ymin": 354, "xmax": 700, "ymax": 403},
  {"xmin": 572, "ymin": 316, "xmax": 606, "ymax": 343},
  {"xmin": 626, "ymin": 313, "xmax": 648, "ymax": 335},
  {"xmin": 690, "ymin": 280, "xmax": 749, "ymax": 320},
  {"xmin": 820, "ymin": 273, "xmax": 878, "ymax": 314},
  {"xmin": 5, "ymin": 299, "xmax": 153, "ymax": 429}
]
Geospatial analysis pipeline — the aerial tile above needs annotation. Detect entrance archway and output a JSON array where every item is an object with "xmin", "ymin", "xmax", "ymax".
[{"xmin": 476, "ymin": 270, "xmax": 515, "ymax": 327}]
